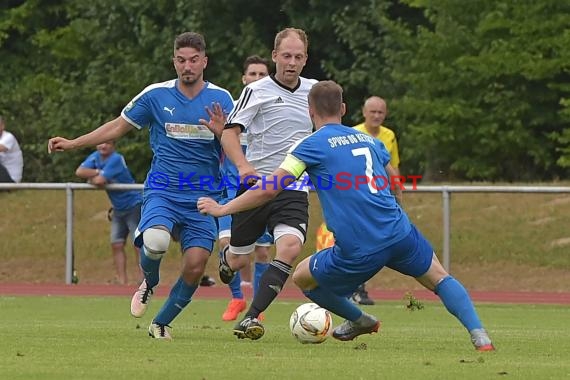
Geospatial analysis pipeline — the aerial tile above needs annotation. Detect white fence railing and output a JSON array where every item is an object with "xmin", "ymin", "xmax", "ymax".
[{"xmin": 2, "ymin": 182, "xmax": 570, "ymax": 284}]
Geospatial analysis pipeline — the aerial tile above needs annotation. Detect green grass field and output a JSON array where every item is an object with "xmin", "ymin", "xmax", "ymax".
[{"xmin": 2, "ymin": 296, "xmax": 569, "ymax": 380}]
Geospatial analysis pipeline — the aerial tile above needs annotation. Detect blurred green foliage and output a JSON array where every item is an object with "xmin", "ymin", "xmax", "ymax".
[{"xmin": 1, "ymin": 0, "xmax": 569, "ymax": 182}]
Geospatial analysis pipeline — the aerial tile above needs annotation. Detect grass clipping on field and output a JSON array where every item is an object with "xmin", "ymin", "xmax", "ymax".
[{"xmin": 404, "ymin": 291, "xmax": 424, "ymax": 311}]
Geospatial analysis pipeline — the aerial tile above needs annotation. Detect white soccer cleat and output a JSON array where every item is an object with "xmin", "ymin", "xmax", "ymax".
[
  {"xmin": 148, "ymin": 322, "xmax": 172, "ymax": 340},
  {"xmin": 470, "ymin": 328, "xmax": 495, "ymax": 351},
  {"xmin": 130, "ymin": 279, "xmax": 153, "ymax": 318}
]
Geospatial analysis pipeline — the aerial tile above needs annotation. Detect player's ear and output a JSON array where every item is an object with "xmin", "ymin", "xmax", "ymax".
[
  {"xmin": 242, "ymin": 75, "xmax": 247, "ymax": 85},
  {"xmin": 340, "ymin": 103, "xmax": 346, "ymax": 117},
  {"xmin": 271, "ymin": 50, "xmax": 277, "ymax": 63},
  {"xmin": 203, "ymin": 55, "xmax": 208, "ymax": 69}
]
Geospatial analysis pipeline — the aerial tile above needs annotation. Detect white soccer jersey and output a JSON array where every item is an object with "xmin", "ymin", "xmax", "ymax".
[
  {"xmin": 226, "ymin": 75, "xmax": 317, "ymax": 178},
  {"xmin": 0, "ymin": 131, "xmax": 23, "ymax": 182}
]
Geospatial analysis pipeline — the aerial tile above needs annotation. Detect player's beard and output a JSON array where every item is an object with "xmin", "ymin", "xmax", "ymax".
[{"xmin": 180, "ymin": 72, "xmax": 202, "ymax": 86}]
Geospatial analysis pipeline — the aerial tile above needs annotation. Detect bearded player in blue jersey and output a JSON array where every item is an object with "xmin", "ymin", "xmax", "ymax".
[
  {"xmin": 48, "ymin": 32, "xmax": 234, "ymax": 339},
  {"xmin": 198, "ymin": 80, "xmax": 494, "ymax": 351}
]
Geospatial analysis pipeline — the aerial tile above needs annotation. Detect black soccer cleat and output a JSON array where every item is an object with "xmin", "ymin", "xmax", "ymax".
[
  {"xmin": 218, "ymin": 247, "xmax": 236, "ymax": 284},
  {"xmin": 199, "ymin": 275, "xmax": 216, "ymax": 287},
  {"xmin": 332, "ymin": 319, "xmax": 380, "ymax": 341},
  {"xmin": 233, "ymin": 316, "xmax": 265, "ymax": 340},
  {"xmin": 350, "ymin": 284, "xmax": 375, "ymax": 305}
]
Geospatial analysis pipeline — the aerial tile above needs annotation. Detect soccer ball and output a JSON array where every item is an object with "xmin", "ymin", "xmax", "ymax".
[
  {"xmin": 315, "ymin": 222, "xmax": 335, "ymax": 251},
  {"xmin": 289, "ymin": 303, "xmax": 333, "ymax": 344}
]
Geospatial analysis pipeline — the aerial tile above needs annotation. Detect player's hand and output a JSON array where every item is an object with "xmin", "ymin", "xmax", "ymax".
[
  {"xmin": 199, "ymin": 102, "xmax": 226, "ymax": 138},
  {"xmin": 47, "ymin": 137, "xmax": 74, "ymax": 153},
  {"xmin": 197, "ymin": 197, "xmax": 226, "ymax": 217},
  {"xmin": 238, "ymin": 163, "xmax": 260, "ymax": 187}
]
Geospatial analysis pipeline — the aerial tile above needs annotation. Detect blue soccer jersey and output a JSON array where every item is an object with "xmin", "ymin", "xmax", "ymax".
[
  {"xmin": 121, "ymin": 79, "xmax": 234, "ymax": 201},
  {"xmin": 80, "ymin": 151, "xmax": 142, "ymax": 211},
  {"xmin": 285, "ymin": 123, "xmax": 411, "ymax": 256}
]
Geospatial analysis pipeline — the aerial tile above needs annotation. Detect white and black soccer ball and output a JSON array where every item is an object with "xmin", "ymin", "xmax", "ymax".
[{"xmin": 289, "ymin": 303, "xmax": 333, "ymax": 344}]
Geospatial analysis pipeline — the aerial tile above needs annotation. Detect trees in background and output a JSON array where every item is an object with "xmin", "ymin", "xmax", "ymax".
[{"xmin": 1, "ymin": 0, "xmax": 568, "ymax": 181}]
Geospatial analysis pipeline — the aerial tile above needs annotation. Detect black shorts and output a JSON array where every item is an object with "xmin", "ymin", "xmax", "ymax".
[{"xmin": 230, "ymin": 187, "xmax": 309, "ymax": 247}]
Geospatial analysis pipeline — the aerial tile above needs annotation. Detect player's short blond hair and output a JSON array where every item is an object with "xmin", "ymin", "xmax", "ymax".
[{"xmin": 274, "ymin": 28, "xmax": 308, "ymax": 52}]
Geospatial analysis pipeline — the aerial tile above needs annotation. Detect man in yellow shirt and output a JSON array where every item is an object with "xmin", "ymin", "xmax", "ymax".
[
  {"xmin": 353, "ymin": 96, "xmax": 400, "ymax": 176},
  {"xmin": 349, "ymin": 96, "xmax": 402, "ymax": 305}
]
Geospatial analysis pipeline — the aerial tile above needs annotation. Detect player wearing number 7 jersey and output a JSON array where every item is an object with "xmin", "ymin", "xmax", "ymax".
[{"xmin": 198, "ymin": 80, "xmax": 494, "ymax": 351}]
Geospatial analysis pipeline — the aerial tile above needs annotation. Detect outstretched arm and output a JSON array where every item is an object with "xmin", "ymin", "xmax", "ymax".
[
  {"xmin": 198, "ymin": 168, "xmax": 296, "ymax": 217},
  {"xmin": 48, "ymin": 116, "xmax": 133, "ymax": 153}
]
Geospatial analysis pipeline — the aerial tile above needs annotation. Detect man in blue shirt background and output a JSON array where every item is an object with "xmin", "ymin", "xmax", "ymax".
[{"xmin": 76, "ymin": 140, "xmax": 142, "ymax": 285}]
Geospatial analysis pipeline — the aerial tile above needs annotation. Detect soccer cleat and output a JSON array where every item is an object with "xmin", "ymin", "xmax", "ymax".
[
  {"xmin": 476, "ymin": 344, "xmax": 496, "ymax": 352},
  {"xmin": 470, "ymin": 328, "xmax": 495, "ymax": 352},
  {"xmin": 222, "ymin": 298, "xmax": 247, "ymax": 321},
  {"xmin": 130, "ymin": 279, "xmax": 153, "ymax": 318},
  {"xmin": 233, "ymin": 316, "xmax": 265, "ymax": 340},
  {"xmin": 200, "ymin": 275, "xmax": 216, "ymax": 287},
  {"xmin": 350, "ymin": 284, "xmax": 375, "ymax": 305},
  {"xmin": 332, "ymin": 317, "xmax": 381, "ymax": 341},
  {"xmin": 148, "ymin": 322, "xmax": 172, "ymax": 340},
  {"xmin": 218, "ymin": 247, "xmax": 236, "ymax": 284}
]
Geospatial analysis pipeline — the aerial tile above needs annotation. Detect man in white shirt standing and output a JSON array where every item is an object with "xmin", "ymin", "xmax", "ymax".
[{"xmin": 0, "ymin": 116, "xmax": 23, "ymax": 183}]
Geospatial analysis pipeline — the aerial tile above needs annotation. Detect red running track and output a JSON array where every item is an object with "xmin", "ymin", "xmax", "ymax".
[{"xmin": 1, "ymin": 283, "xmax": 569, "ymax": 304}]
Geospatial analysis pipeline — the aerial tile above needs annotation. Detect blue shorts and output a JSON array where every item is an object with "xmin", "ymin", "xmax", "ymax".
[
  {"xmin": 309, "ymin": 224, "xmax": 433, "ymax": 297},
  {"xmin": 134, "ymin": 193, "xmax": 217, "ymax": 252},
  {"xmin": 110, "ymin": 203, "xmax": 141, "ymax": 244},
  {"xmin": 255, "ymin": 231, "xmax": 273, "ymax": 246}
]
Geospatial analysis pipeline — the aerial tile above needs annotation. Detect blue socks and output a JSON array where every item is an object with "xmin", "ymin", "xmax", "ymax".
[
  {"xmin": 435, "ymin": 275, "xmax": 483, "ymax": 331},
  {"xmin": 253, "ymin": 262, "xmax": 269, "ymax": 296},
  {"xmin": 139, "ymin": 246, "xmax": 161, "ymax": 289},
  {"xmin": 304, "ymin": 287, "xmax": 362, "ymax": 321},
  {"xmin": 228, "ymin": 270, "xmax": 243, "ymax": 299},
  {"xmin": 154, "ymin": 276, "xmax": 197, "ymax": 325}
]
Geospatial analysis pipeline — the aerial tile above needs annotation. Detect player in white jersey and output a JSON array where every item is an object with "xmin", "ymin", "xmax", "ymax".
[
  {"xmin": 48, "ymin": 32, "xmax": 234, "ymax": 340},
  {"xmin": 198, "ymin": 80, "xmax": 495, "ymax": 351},
  {"xmin": 218, "ymin": 55, "xmax": 273, "ymax": 322},
  {"xmin": 0, "ymin": 116, "xmax": 23, "ymax": 183},
  {"xmin": 202, "ymin": 28, "xmax": 316, "ymax": 340}
]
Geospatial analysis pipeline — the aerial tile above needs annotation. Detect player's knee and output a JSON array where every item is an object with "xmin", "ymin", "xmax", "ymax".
[
  {"xmin": 143, "ymin": 228, "xmax": 171, "ymax": 258},
  {"xmin": 291, "ymin": 268, "xmax": 303, "ymax": 287},
  {"xmin": 231, "ymin": 253, "xmax": 251, "ymax": 271},
  {"xmin": 274, "ymin": 225, "xmax": 304, "ymax": 261},
  {"xmin": 292, "ymin": 258, "xmax": 313, "ymax": 290},
  {"xmin": 254, "ymin": 245, "xmax": 271, "ymax": 262}
]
